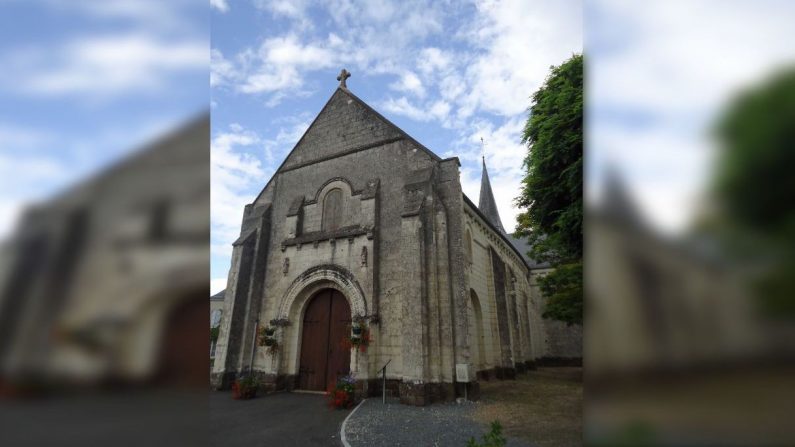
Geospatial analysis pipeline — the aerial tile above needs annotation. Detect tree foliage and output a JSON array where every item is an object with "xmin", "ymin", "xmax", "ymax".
[
  {"xmin": 539, "ymin": 261, "xmax": 583, "ymax": 325},
  {"xmin": 515, "ymin": 54, "xmax": 583, "ymax": 325},
  {"xmin": 714, "ymin": 68, "xmax": 795, "ymax": 237},
  {"xmin": 712, "ymin": 68, "xmax": 795, "ymax": 318},
  {"xmin": 516, "ymin": 54, "xmax": 583, "ymax": 264}
]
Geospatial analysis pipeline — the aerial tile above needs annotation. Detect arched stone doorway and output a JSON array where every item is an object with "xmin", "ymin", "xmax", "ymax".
[{"xmin": 298, "ymin": 288, "xmax": 351, "ymax": 391}]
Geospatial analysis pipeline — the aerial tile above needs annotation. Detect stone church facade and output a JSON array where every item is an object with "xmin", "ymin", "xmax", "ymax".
[{"xmin": 211, "ymin": 72, "xmax": 580, "ymax": 405}]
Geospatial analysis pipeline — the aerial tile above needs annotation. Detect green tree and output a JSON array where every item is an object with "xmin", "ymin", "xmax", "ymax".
[
  {"xmin": 515, "ymin": 54, "xmax": 583, "ymax": 325},
  {"xmin": 711, "ymin": 67, "xmax": 795, "ymax": 318}
]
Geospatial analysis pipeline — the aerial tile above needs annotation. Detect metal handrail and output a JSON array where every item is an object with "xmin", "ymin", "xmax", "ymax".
[{"xmin": 380, "ymin": 359, "xmax": 391, "ymax": 404}]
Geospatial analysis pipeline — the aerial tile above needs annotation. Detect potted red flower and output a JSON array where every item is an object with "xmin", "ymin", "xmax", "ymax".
[
  {"xmin": 327, "ymin": 374, "xmax": 356, "ymax": 409},
  {"xmin": 232, "ymin": 375, "xmax": 260, "ymax": 400}
]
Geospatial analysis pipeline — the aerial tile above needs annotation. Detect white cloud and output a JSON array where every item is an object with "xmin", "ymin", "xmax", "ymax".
[
  {"xmin": 211, "ymin": 277, "xmax": 227, "ymax": 295},
  {"xmin": 0, "ymin": 201, "xmax": 23, "ymax": 240},
  {"xmin": 417, "ymin": 47, "xmax": 452, "ymax": 76},
  {"xmin": 0, "ymin": 154, "xmax": 70, "ymax": 238},
  {"xmin": 47, "ymin": 0, "xmax": 203, "ymax": 32},
  {"xmin": 254, "ymin": 0, "xmax": 308, "ymax": 20},
  {"xmin": 236, "ymin": 35, "xmax": 337, "ymax": 94},
  {"xmin": 215, "ymin": 1, "xmax": 449, "ymax": 101},
  {"xmin": 326, "ymin": 0, "xmax": 404, "ymax": 27},
  {"xmin": 210, "ymin": 0, "xmax": 229, "ymax": 13},
  {"xmin": 429, "ymin": 100, "xmax": 451, "ymax": 122},
  {"xmin": 211, "ymin": 48, "xmax": 236, "ymax": 87},
  {"xmin": 8, "ymin": 34, "xmax": 207, "ymax": 97},
  {"xmin": 211, "ymin": 117, "xmax": 311, "ymax": 258},
  {"xmin": 263, "ymin": 118, "xmax": 312, "ymax": 162},
  {"xmin": 211, "ymin": 124, "xmax": 264, "ymax": 254},
  {"xmin": 0, "ymin": 125, "xmax": 55, "ymax": 150},
  {"xmin": 389, "ymin": 71, "xmax": 426, "ymax": 97},
  {"xmin": 381, "ymin": 96, "xmax": 429, "ymax": 121},
  {"xmin": 463, "ymin": 0, "xmax": 582, "ymax": 116}
]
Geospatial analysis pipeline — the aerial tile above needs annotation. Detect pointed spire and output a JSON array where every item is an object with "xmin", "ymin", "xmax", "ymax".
[
  {"xmin": 601, "ymin": 166, "xmax": 643, "ymax": 228},
  {"xmin": 478, "ymin": 155, "xmax": 506, "ymax": 234}
]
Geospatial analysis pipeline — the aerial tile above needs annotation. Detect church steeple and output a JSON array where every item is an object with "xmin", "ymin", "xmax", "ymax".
[{"xmin": 478, "ymin": 155, "xmax": 506, "ymax": 234}]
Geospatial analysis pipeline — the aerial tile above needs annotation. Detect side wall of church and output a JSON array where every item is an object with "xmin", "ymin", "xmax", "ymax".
[{"xmin": 463, "ymin": 204, "xmax": 543, "ymax": 376}]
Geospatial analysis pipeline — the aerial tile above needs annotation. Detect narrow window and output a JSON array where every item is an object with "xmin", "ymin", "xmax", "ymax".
[
  {"xmin": 465, "ymin": 229, "xmax": 473, "ymax": 263},
  {"xmin": 322, "ymin": 188, "xmax": 343, "ymax": 231},
  {"xmin": 211, "ymin": 310, "xmax": 222, "ymax": 327},
  {"xmin": 149, "ymin": 199, "xmax": 169, "ymax": 242}
]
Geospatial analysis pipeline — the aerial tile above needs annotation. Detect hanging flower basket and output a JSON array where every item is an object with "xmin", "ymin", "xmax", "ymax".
[
  {"xmin": 343, "ymin": 323, "xmax": 371, "ymax": 353},
  {"xmin": 258, "ymin": 326, "xmax": 279, "ymax": 356}
]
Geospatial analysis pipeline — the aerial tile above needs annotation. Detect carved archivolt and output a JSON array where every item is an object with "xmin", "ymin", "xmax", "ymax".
[{"xmin": 277, "ymin": 264, "xmax": 368, "ymax": 319}]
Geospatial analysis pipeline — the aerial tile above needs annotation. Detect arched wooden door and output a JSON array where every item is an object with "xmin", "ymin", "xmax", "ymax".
[
  {"xmin": 298, "ymin": 289, "xmax": 351, "ymax": 391},
  {"xmin": 155, "ymin": 288, "xmax": 208, "ymax": 388}
]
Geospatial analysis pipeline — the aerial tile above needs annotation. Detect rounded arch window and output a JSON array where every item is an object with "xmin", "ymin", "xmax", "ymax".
[{"xmin": 322, "ymin": 188, "xmax": 343, "ymax": 231}]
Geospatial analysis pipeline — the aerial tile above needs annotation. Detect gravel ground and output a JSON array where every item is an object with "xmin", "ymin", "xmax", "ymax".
[{"xmin": 344, "ymin": 397, "xmax": 534, "ymax": 447}]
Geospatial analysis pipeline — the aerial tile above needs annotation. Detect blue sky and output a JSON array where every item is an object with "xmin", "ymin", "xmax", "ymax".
[
  {"xmin": 210, "ymin": 0, "xmax": 582, "ymax": 294},
  {"xmin": 0, "ymin": 0, "xmax": 208, "ymax": 237}
]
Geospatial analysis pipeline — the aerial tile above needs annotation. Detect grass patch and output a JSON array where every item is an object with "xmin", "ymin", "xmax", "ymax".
[{"xmin": 471, "ymin": 367, "xmax": 582, "ymax": 447}]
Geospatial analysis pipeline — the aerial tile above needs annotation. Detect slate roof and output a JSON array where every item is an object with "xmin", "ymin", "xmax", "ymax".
[
  {"xmin": 506, "ymin": 233, "xmax": 550, "ymax": 269},
  {"xmin": 210, "ymin": 289, "xmax": 226, "ymax": 301}
]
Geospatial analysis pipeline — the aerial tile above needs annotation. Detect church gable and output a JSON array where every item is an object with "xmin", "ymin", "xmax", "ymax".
[{"xmin": 280, "ymin": 88, "xmax": 403, "ymax": 171}]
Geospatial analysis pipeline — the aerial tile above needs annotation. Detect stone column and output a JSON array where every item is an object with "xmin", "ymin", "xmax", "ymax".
[{"xmin": 399, "ymin": 210, "xmax": 429, "ymax": 405}]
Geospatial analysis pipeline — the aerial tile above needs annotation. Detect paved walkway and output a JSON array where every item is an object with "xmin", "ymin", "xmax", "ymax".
[
  {"xmin": 210, "ymin": 391, "xmax": 350, "ymax": 446},
  {"xmin": 344, "ymin": 397, "xmax": 534, "ymax": 447}
]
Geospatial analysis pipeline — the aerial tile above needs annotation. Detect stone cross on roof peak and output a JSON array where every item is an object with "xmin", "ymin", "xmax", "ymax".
[{"xmin": 337, "ymin": 68, "xmax": 351, "ymax": 89}]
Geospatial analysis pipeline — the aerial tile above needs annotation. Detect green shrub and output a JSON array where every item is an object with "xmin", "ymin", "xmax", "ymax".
[{"xmin": 467, "ymin": 421, "xmax": 507, "ymax": 447}]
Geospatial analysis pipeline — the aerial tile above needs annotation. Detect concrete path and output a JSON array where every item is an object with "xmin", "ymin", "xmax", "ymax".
[
  {"xmin": 210, "ymin": 391, "xmax": 350, "ymax": 446},
  {"xmin": 343, "ymin": 397, "xmax": 534, "ymax": 447}
]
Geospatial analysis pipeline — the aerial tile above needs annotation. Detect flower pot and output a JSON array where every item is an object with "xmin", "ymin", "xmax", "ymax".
[
  {"xmin": 351, "ymin": 326, "xmax": 362, "ymax": 335},
  {"xmin": 264, "ymin": 328, "xmax": 275, "ymax": 336}
]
